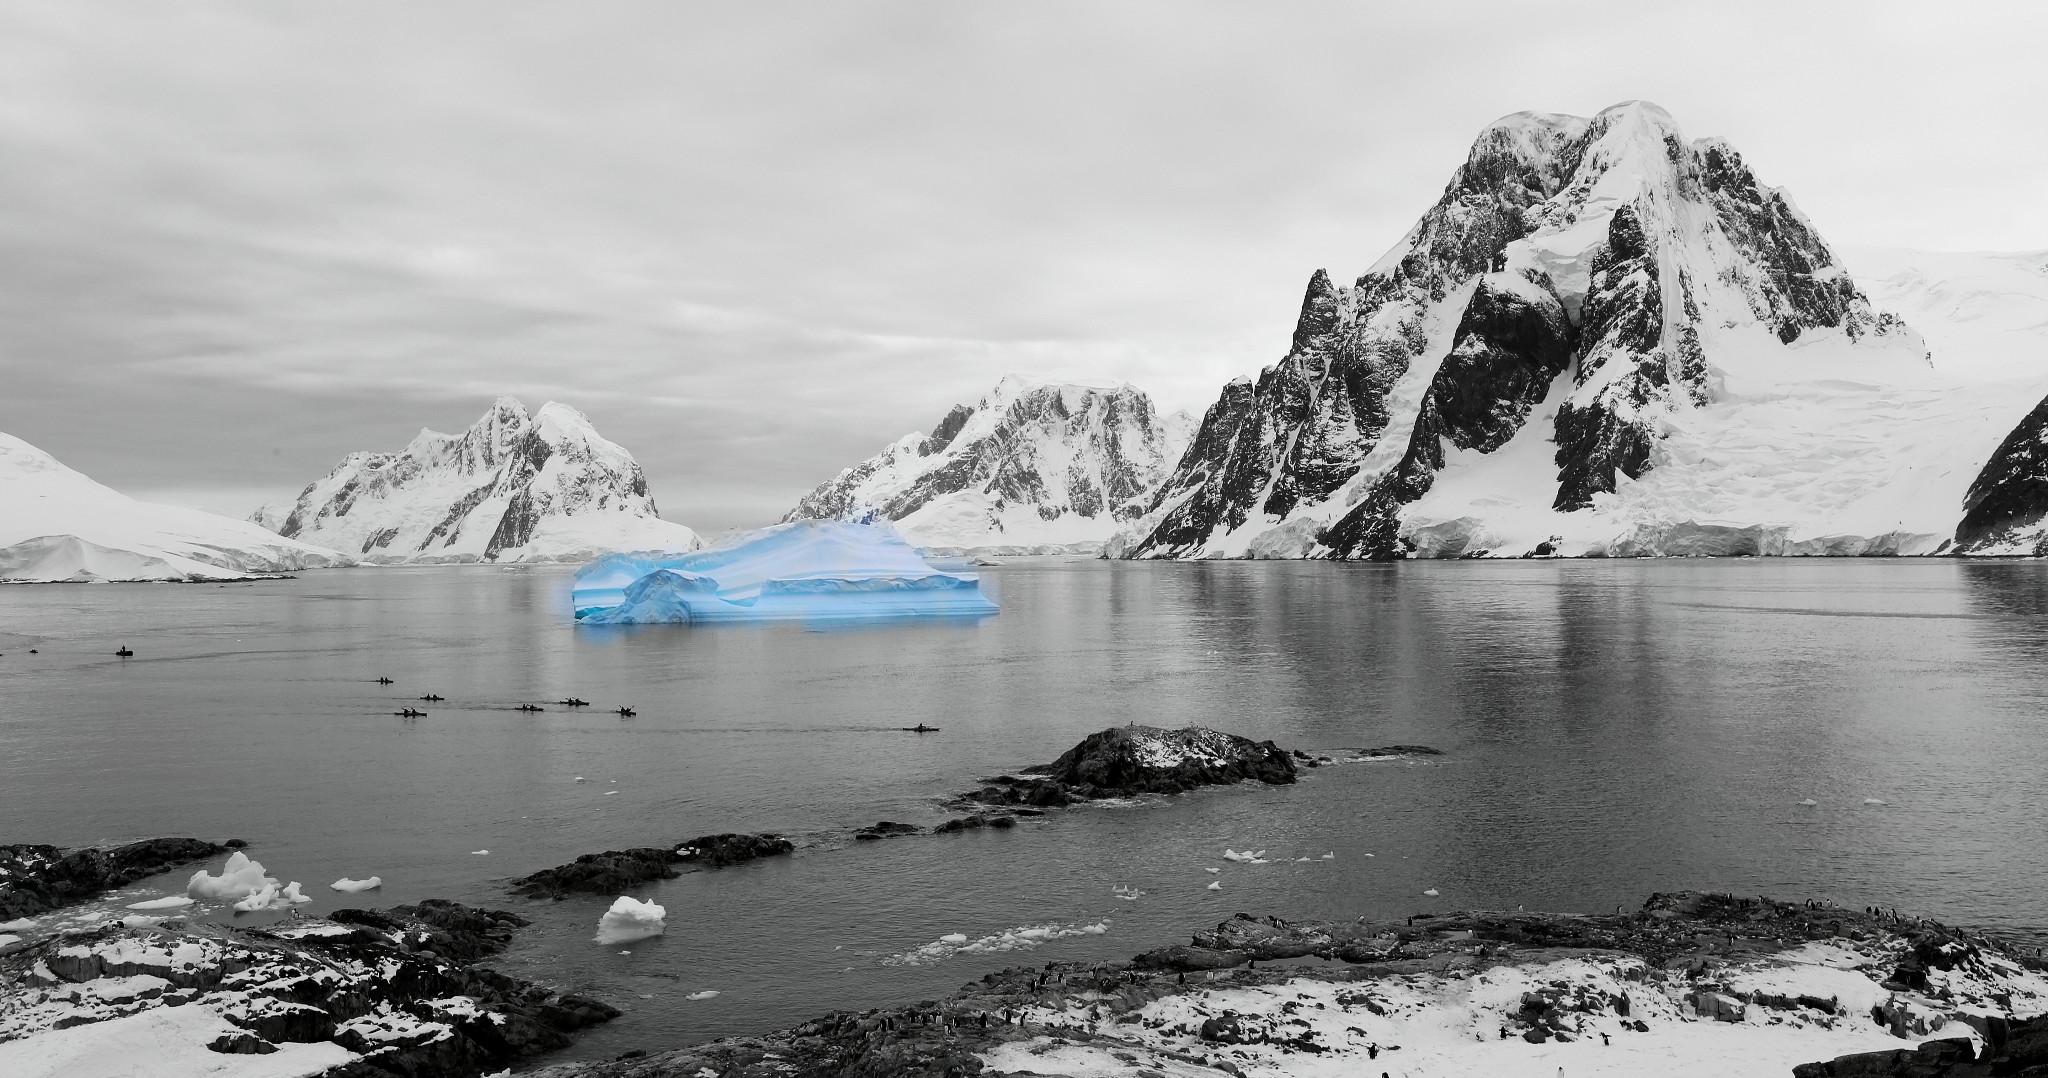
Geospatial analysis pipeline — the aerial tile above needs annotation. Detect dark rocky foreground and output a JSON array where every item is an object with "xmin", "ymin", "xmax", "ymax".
[
  {"xmin": 0, "ymin": 899, "xmax": 615, "ymax": 1075},
  {"xmin": 525, "ymin": 891, "xmax": 2045, "ymax": 1078},
  {"xmin": 0, "ymin": 837, "xmax": 232, "ymax": 919},
  {"xmin": 512, "ymin": 833, "xmax": 796, "ymax": 898}
]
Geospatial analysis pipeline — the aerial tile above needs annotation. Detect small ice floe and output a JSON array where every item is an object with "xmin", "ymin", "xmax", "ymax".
[
  {"xmin": 119, "ymin": 915, "xmax": 162, "ymax": 928},
  {"xmin": 1206, "ymin": 881, "xmax": 1222, "ymax": 891},
  {"xmin": 1864, "ymin": 798, "xmax": 1888, "ymax": 805},
  {"xmin": 125, "ymin": 895, "xmax": 194, "ymax": 910},
  {"xmin": 0, "ymin": 917, "xmax": 35, "ymax": 932},
  {"xmin": 331, "ymin": 877, "xmax": 383, "ymax": 892},
  {"xmin": 187, "ymin": 852, "xmax": 277, "ymax": 901},
  {"xmin": 1798, "ymin": 799, "xmax": 1820, "ymax": 806},
  {"xmin": 574, "ymin": 776, "xmax": 587, "ymax": 783},
  {"xmin": 882, "ymin": 920, "xmax": 1108, "ymax": 966},
  {"xmin": 0, "ymin": 933, "xmax": 20, "ymax": 947},
  {"xmin": 1222, "ymin": 848, "xmax": 1268, "ymax": 864},
  {"xmin": 595, "ymin": 896, "xmax": 667, "ymax": 944},
  {"xmin": 1204, "ymin": 867, "xmax": 1219, "ymax": 874},
  {"xmin": 1112, "ymin": 885, "xmax": 1143, "ymax": 901},
  {"xmin": 686, "ymin": 990, "xmax": 720, "ymax": 1001},
  {"xmin": 472, "ymin": 850, "xmax": 490, "ymax": 855},
  {"xmin": 605, "ymin": 791, "xmax": 620, "ymax": 796},
  {"xmin": 1423, "ymin": 888, "xmax": 1440, "ymax": 896},
  {"xmin": 1321, "ymin": 852, "xmax": 1335, "ymax": 860},
  {"xmin": 233, "ymin": 881, "xmax": 312, "ymax": 912}
]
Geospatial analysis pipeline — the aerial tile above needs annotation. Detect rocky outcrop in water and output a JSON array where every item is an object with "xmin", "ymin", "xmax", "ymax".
[
  {"xmin": 958, "ymin": 724, "xmax": 1296, "ymax": 811},
  {"xmin": 0, "ymin": 900, "xmax": 616, "ymax": 1075},
  {"xmin": 0, "ymin": 837, "xmax": 229, "ymax": 919},
  {"xmin": 510, "ymin": 833, "xmax": 794, "ymax": 898}
]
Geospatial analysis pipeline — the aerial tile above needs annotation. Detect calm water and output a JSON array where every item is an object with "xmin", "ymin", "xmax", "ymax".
[{"xmin": 4, "ymin": 559, "xmax": 2048, "ymax": 1063}]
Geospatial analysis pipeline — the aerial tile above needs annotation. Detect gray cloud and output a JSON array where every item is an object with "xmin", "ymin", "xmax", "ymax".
[{"xmin": 1, "ymin": 0, "xmax": 2042, "ymax": 532}]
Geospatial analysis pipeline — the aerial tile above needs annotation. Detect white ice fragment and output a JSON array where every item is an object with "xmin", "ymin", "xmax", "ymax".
[
  {"xmin": 882, "ymin": 920, "xmax": 1107, "ymax": 966},
  {"xmin": 125, "ymin": 895, "xmax": 194, "ymax": 910},
  {"xmin": 1798, "ymin": 799, "xmax": 1820, "ymax": 806},
  {"xmin": 1206, "ymin": 881, "xmax": 1222, "ymax": 890},
  {"xmin": 332, "ymin": 877, "xmax": 384, "ymax": 892},
  {"xmin": 595, "ymin": 896, "xmax": 667, "ymax": 944},
  {"xmin": 686, "ymin": 990, "xmax": 720, "ymax": 1001},
  {"xmin": 119, "ymin": 915, "xmax": 161, "ymax": 928},
  {"xmin": 0, "ymin": 933, "xmax": 19, "ymax": 947},
  {"xmin": 187, "ymin": 852, "xmax": 277, "ymax": 901},
  {"xmin": 1864, "ymin": 798, "xmax": 1888, "ymax": 805},
  {"xmin": 605, "ymin": 791, "xmax": 619, "ymax": 796},
  {"xmin": 472, "ymin": 850, "xmax": 489, "ymax": 855},
  {"xmin": 1321, "ymin": 852, "xmax": 1335, "ymax": 860},
  {"xmin": 1424, "ymin": 888, "xmax": 1440, "ymax": 896},
  {"xmin": 0, "ymin": 917, "xmax": 35, "ymax": 931},
  {"xmin": 574, "ymin": 776, "xmax": 587, "ymax": 783}
]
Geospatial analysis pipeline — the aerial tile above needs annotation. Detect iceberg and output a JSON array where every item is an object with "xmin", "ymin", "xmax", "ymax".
[
  {"xmin": 186, "ymin": 852, "xmax": 276, "ymax": 901},
  {"xmin": 572, "ymin": 520, "xmax": 997, "ymax": 624},
  {"xmin": 594, "ymin": 896, "xmax": 667, "ymax": 944}
]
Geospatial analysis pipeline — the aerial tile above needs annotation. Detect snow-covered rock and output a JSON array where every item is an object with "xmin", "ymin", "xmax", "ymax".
[
  {"xmin": 1111, "ymin": 101, "xmax": 2045, "ymax": 561},
  {"xmin": 784, "ymin": 375, "xmax": 1193, "ymax": 554},
  {"xmin": 256, "ymin": 396, "xmax": 700, "ymax": 564},
  {"xmin": 0, "ymin": 433, "xmax": 351, "ymax": 583}
]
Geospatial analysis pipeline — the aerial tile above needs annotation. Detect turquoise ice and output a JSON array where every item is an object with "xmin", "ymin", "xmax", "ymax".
[{"xmin": 572, "ymin": 520, "xmax": 997, "ymax": 624}]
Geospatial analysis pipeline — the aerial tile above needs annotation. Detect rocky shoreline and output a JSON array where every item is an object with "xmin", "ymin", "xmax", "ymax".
[
  {"xmin": 0, "ymin": 837, "xmax": 234, "ymax": 920},
  {"xmin": 523, "ymin": 891, "xmax": 2048, "ymax": 1078},
  {"xmin": 511, "ymin": 833, "xmax": 798, "ymax": 899},
  {"xmin": 0, "ymin": 899, "xmax": 616, "ymax": 1076}
]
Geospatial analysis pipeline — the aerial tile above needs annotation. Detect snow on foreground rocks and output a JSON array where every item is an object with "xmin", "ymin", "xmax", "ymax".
[
  {"xmin": 0, "ymin": 899, "xmax": 617, "ymax": 1078},
  {"xmin": 571, "ymin": 519, "xmax": 997, "ymax": 625},
  {"xmin": 1, "ymin": 838, "xmax": 232, "ymax": 920},
  {"xmin": 956, "ymin": 724, "xmax": 1297, "ymax": 813},
  {"xmin": 521, "ymin": 891, "xmax": 2048, "ymax": 1078}
]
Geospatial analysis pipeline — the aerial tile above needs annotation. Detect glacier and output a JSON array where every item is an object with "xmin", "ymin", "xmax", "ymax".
[{"xmin": 573, "ymin": 520, "xmax": 997, "ymax": 624}]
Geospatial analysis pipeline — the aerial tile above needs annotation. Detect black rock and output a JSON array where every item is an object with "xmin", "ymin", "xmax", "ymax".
[
  {"xmin": 853, "ymin": 821, "xmax": 922, "ymax": 842},
  {"xmin": 0, "ymin": 837, "xmax": 231, "ymax": 920},
  {"xmin": 511, "ymin": 833, "xmax": 793, "ymax": 898}
]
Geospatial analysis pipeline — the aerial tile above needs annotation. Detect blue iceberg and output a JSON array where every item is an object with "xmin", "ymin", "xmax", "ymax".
[{"xmin": 572, "ymin": 520, "xmax": 998, "ymax": 624}]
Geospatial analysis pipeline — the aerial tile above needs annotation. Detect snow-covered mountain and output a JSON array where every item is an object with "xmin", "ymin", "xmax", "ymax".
[
  {"xmin": 1111, "ymin": 100, "xmax": 2048, "ymax": 560},
  {"xmin": 1844, "ymin": 246, "xmax": 2048, "ymax": 384},
  {"xmin": 0, "ymin": 432, "xmax": 351, "ymax": 582},
  {"xmin": 257, "ymin": 397, "xmax": 700, "ymax": 564},
  {"xmin": 784, "ymin": 376, "xmax": 1194, "ymax": 553}
]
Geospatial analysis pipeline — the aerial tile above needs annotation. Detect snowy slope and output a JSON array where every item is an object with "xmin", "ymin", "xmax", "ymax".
[
  {"xmin": 0, "ymin": 432, "xmax": 352, "ymax": 582},
  {"xmin": 1844, "ymin": 245, "xmax": 2048, "ymax": 383},
  {"xmin": 1112, "ymin": 101, "xmax": 2033, "ymax": 560},
  {"xmin": 258, "ymin": 397, "xmax": 700, "ymax": 564},
  {"xmin": 785, "ymin": 375, "xmax": 1193, "ymax": 553}
]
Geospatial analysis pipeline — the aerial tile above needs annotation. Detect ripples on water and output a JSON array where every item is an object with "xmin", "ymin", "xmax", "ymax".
[{"xmin": 3, "ymin": 559, "xmax": 2046, "ymax": 1060}]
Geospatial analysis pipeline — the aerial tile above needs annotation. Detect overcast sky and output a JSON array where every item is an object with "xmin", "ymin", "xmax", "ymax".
[{"xmin": 2, "ymin": 1, "xmax": 2043, "ymax": 532}]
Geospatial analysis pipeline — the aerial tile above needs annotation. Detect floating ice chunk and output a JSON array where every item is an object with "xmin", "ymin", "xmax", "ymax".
[
  {"xmin": 1206, "ymin": 881, "xmax": 1222, "ymax": 890},
  {"xmin": 1204, "ymin": 867, "xmax": 1219, "ymax": 874},
  {"xmin": 0, "ymin": 934, "xmax": 19, "ymax": 947},
  {"xmin": 1221, "ymin": 848, "xmax": 1268, "ymax": 864},
  {"xmin": 1112, "ymin": 885, "xmax": 1143, "ymax": 901},
  {"xmin": 686, "ymin": 990, "xmax": 720, "ymax": 1001},
  {"xmin": 939, "ymin": 933, "xmax": 968, "ymax": 944},
  {"xmin": 119, "ymin": 915, "xmax": 161, "ymax": 928},
  {"xmin": 595, "ymin": 896, "xmax": 667, "ymax": 944},
  {"xmin": 1321, "ymin": 852, "xmax": 1335, "ymax": 860},
  {"xmin": 1423, "ymin": 888, "xmax": 1440, "ymax": 896},
  {"xmin": 232, "ymin": 881, "xmax": 312, "ymax": 912},
  {"xmin": 1798, "ymin": 799, "xmax": 1820, "ymax": 806},
  {"xmin": 574, "ymin": 776, "xmax": 587, "ymax": 782},
  {"xmin": 472, "ymin": 850, "xmax": 489, "ymax": 855},
  {"xmin": 1294, "ymin": 857, "xmax": 1311, "ymax": 862},
  {"xmin": 125, "ymin": 895, "xmax": 194, "ymax": 910},
  {"xmin": 0, "ymin": 917, "xmax": 34, "ymax": 932},
  {"xmin": 573, "ymin": 521, "xmax": 998, "ymax": 625},
  {"xmin": 187, "ymin": 852, "xmax": 276, "ymax": 901},
  {"xmin": 1864, "ymin": 798, "xmax": 1888, "ymax": 805},
  {"xmin": 331, "ymin": 877, "xmax": 383, "ymax": 892},
  {"xmin": 605, "ymin": 790, "xmax": 619, "ymax": 796}
]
